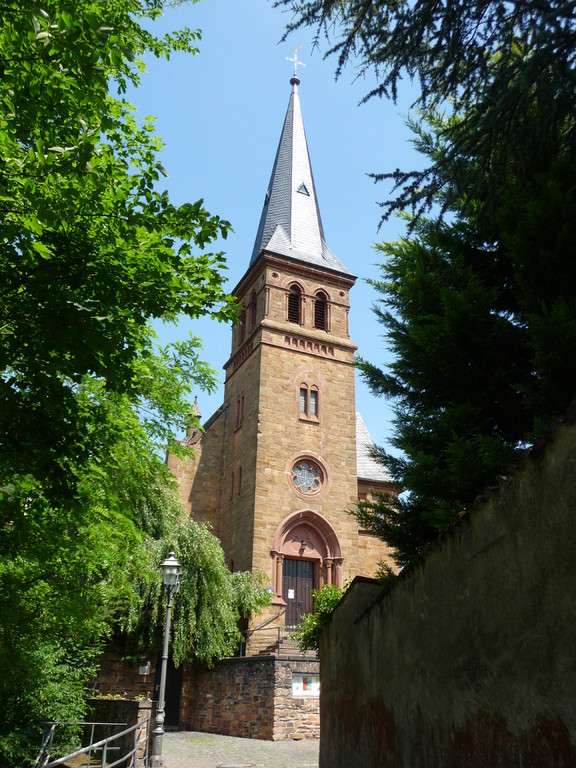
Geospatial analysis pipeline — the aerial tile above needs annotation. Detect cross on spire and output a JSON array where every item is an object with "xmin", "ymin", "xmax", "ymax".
[{"xmin": 286, "ymin": 46, "xmax": 306, "ymax": 78}]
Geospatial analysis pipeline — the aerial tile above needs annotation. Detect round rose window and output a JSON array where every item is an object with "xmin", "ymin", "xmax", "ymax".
[{"xmin": 292, "ymin": 460, "xmax": 323, "ymax": 494}]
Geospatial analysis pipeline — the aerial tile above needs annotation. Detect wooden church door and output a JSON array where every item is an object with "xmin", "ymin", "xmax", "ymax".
[{"xmin": 283, "ymin": 558, "xmax": 314, "ymax": 626}]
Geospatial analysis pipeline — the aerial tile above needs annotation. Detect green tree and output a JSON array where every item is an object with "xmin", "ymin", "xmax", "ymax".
[
  {"xmin": 356, "ymin": 110, "xmax": 576, "ymax": 566},
  {"xmin": 296, "ymin": 584, "xmax": 344, "ymax": 653},
  {"xmin": 131, "ymin": 523, "xmax": 271, "ymax": 668},
  {"xmin": 0, "ymin": 0, "xmax": 237, "ymax": 497},
  {"xmin": 0, "ymin": 379, "xmax": 269, "ymax": 766},
  {"xmin": 0, "ymin": 3, "xmax": 257, "ymax": 764},
  {"xmin": 277, "ymin": 0, "xmax": 576, "ymax": 218}
]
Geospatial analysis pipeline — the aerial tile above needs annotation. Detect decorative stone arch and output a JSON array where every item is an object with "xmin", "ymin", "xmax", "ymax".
[
  {"xmin": 270, "ymin": 510, "xmax": 344, "ymax": 601},
  {"xmin": 289, "ymin": 364, "xmax": 327, "ymax": 392},
  {"xmin": 281, "ymin": 276, "xmax": 308, "ymax": 294}
]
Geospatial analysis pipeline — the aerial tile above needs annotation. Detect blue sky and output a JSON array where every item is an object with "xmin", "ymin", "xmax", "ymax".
[{"xmin": 130, "ymin": 0, "xmax": 421, "ymax": 450}]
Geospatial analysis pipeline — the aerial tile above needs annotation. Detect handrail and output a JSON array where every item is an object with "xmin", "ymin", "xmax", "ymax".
[
  {"xmin": 37, "ymin": 717, "xmax": 149, "ymax": 768},
  {"xmin": 247, "ymin": 609, "xmax": 285, "ymax": 634},
  {"xmin": 237, "ymin": 624, "xmax": 281, "ymax": 656},
  {"xmin": 33, "ymin": 723, "xmax": 57, "ymax": 768},
  {"xmin": 34, "ymin": 721, "xmax": 128, "ymax": 768}
]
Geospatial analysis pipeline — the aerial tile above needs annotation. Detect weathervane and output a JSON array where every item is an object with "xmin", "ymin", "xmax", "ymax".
[{"xmin": 286, "ymin": 45, "xmax": 306, "ymax": 78}]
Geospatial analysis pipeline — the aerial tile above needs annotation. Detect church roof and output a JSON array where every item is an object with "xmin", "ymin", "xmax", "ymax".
[
  {"xmin": 250, "ymin": 75, "xmax": 351, "ymax": 276},
  {"xmin": 356, "ymin": 412, "xmax": 392, "ymax": 483}
]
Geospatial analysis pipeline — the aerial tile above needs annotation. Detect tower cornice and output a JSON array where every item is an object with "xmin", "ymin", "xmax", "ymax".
[{"xmin": 233, "ymin": 250, "xmax": 356, "ymax": 300}]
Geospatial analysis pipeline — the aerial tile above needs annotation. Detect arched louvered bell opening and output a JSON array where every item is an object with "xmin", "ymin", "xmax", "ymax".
[
  {"xmin": 288, "ymin": 285, "xmax": 302, "ymax": 324},
  {"xmin": 314, "ymin": 291, "xmax": 327, "ymax": 330}
]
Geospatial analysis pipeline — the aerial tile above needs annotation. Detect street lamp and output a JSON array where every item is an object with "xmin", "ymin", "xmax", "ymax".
[{"xmin": 150, "ymin": 552, "xmax": 182, "ymax": 768}]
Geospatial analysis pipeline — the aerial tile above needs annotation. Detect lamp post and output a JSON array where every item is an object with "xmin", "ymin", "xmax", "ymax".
[{"xmin": 150, "ymin": 552, "xmax": 181, "ymax": 768}]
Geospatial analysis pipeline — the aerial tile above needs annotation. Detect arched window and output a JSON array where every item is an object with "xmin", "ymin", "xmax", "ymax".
[
  {"xmin": 299, "ymin": 383, "xmax": 320, "ymax": 421},
  {"xmin": 235, "ymin": 391, "xmax": 245, "ymax": 429},
  {"xmin": 314, "ymin": 291, "xmax": 328, "ymax": 331},
  {"xmin": 309, "ymin": 388, "xmax": 318, "ymax": 416},
  {"xmin": 249, "ymin": 291, "xmax": 257, "ymax": 331},
  {"xmin": 288, "ymin": 285, "xmax": 302, "ymax": 324},
  {"xmin": 238, "ymin": 309, "xmax": 247, "ymax": 344}
]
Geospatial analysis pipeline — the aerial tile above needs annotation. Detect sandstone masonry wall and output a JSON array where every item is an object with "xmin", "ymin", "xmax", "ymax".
[
  {"xmin": 180, "ymin": 657, "xmax": 320, "ymax": 741},
  {"xmin": 167, "ymin": 405, "xmax": 227, "ymax": 538},
  {"xmin": 91, "ymin": 650, "xmax": 156, "ymax": 700},
  {"xmin": 320, "ymin": 414, "xmax": 576, "ymax": 768}
]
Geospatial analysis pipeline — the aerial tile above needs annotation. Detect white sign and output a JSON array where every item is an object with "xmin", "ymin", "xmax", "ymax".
[
  {"xmin": 288, "ymin": 588, "xmax": 295, "ymax": 599},
  {"xmin": 292, "ymin": 673, "xmax": 320, "ymax": 698}
]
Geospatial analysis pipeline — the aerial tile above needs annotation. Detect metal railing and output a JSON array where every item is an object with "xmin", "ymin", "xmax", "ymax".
[
  {"xmin": 236, "ymin": 624, "xmax": 311, "ymax": 658},
  {"xmin": 33, "ymin": 718, "xmax": 150, "ymax": 768}
]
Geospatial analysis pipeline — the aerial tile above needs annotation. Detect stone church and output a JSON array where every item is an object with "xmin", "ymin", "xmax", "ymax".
[
  {"xmin": 93, "ymin": 71, "xmax": 397, "ymax": 740},
  {"xmin": 168, "ymin": 70, "xmax": 396, "ymax": 657}
]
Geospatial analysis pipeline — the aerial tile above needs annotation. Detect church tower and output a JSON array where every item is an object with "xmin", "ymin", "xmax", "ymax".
[{"xmin": 169, "ymin": 72, "xmax": 394, "ymax": 642}]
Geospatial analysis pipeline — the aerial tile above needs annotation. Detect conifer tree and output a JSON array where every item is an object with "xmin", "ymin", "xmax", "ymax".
[
  {"xmin": 278, "ymin": 0, "xmax": 576, "ymax": 218},
  {"xmin": 278, "ymin": 0, "xmax": 576, "ymax": 564},
  {"xmin": 357, "ymin": 111, "xmax": 576, "ymax": 565}
]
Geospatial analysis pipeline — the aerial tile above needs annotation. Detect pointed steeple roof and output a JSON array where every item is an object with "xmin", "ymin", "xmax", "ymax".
[{"xmin": 250, "ymin": 75, "xmax": 351, "ymax": 275}]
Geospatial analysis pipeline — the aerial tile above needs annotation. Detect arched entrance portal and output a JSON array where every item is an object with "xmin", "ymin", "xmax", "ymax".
[{"xmin": 271, "ymin": 510, "xmax": 343, "ymax": 626}]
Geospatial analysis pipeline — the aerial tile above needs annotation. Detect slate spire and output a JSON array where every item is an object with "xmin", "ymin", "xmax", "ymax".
[{"xmin": 249, "ymin": 74, "xmax": 350, "ymax": 275}]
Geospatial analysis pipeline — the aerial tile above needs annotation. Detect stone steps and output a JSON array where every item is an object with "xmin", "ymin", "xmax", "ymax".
[{"xmin": 249, "ymin": 631, "xmax": 316, "ymax": 659}]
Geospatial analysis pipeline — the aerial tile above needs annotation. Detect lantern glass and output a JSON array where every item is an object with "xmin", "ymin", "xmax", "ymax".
[{"xmin": 161, "ymin": 552, "xmax": 181, "ymax": 589}]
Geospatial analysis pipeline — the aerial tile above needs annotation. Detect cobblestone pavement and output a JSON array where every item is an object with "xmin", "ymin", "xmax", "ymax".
[{"xmin": 162, "ymin": 730, "xmax": 319, "ymax": 768}]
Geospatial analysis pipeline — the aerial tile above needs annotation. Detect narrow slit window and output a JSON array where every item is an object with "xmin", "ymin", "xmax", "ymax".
[
  {"xmin": 235, "ymin": 391, "xmax": 245, "ymax": 429},
  {"xmin": 249, "ymin": 291, "xmax": 257, "ymax": 331},
  {"xmin": 238, "ymin": 309, "xmax": 247, "ymax": 343}
]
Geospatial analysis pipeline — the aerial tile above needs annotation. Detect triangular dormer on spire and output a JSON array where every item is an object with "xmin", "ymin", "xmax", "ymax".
[{"xmin": 249, "ymin": 72, "xmax": 351, "ymax": 275}]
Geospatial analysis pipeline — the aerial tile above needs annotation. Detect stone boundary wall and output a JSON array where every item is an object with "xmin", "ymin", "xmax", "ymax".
[
  {"xmin": 91, "ymin": 650, "xmax": 157, "ymax": 700},
  {"xmin": 319, "ymin": 414, "xmax": 576, "ymax": 767},
  {"xmin": 180, "ymin": 656, "xmax": 320, "ymax": 740}
]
